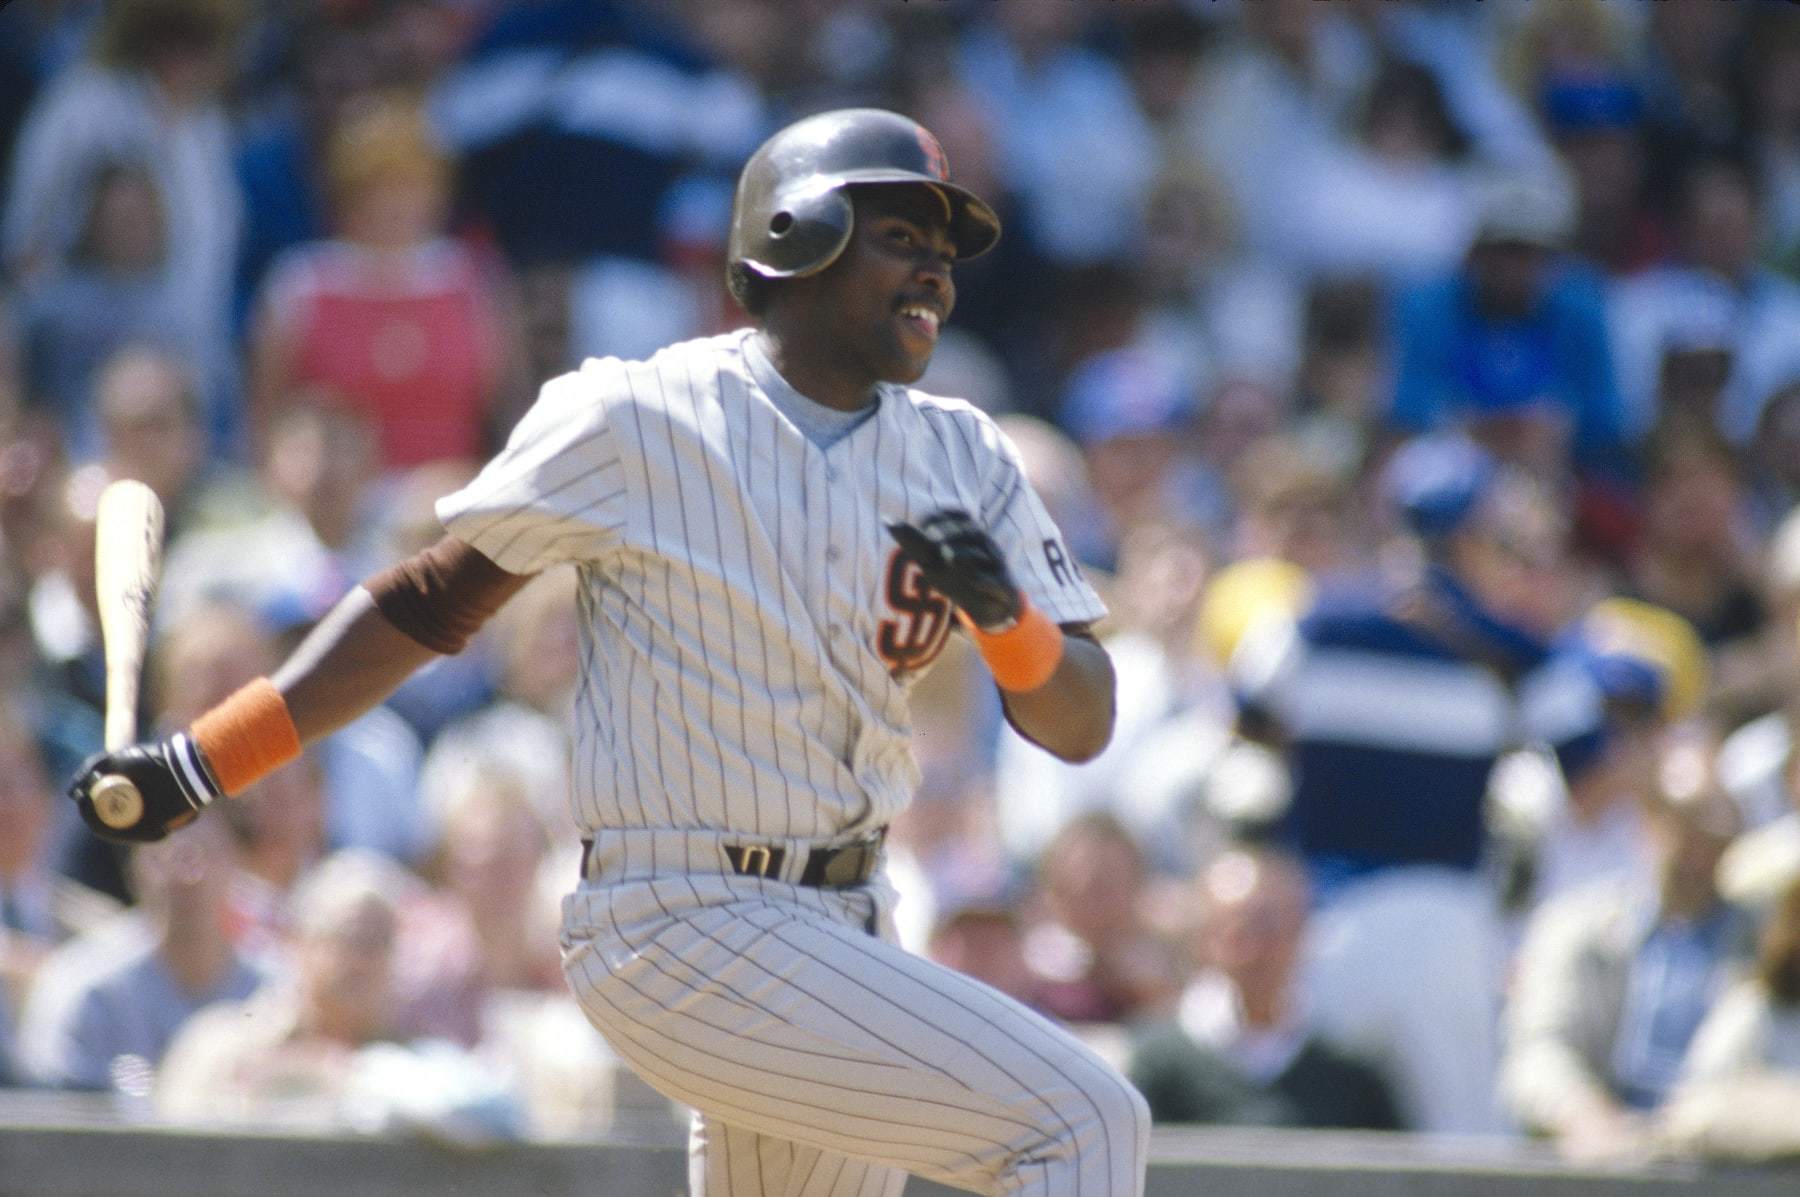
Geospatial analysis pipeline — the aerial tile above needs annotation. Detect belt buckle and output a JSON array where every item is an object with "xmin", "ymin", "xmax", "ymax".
[{"xmin": 725, "ymin": 843, "xmax": 784, "ymax": 879}]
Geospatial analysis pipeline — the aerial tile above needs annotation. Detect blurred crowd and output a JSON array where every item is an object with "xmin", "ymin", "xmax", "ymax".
[{"xmin": 3, "ymin": 0, "xmax": 1800, "ymax": 1166}]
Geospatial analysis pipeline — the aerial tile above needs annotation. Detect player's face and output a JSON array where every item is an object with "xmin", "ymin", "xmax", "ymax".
[{"xmin": 814, "ymin": 187, "xmax": 958, "ymax": 384}]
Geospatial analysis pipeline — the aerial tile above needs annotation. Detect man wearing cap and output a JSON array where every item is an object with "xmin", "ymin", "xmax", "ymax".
[
  {"xmin": 1231, "ymin": 435, "xmax": 1606, "ymax": 1133},
  {"xmin": 1390, "ymin": 173, "xmax": 1626, "ymax": 476}
]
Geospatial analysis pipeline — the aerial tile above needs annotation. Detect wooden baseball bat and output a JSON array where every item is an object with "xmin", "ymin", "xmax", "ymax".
[{"xmin": 91, "ymin": 479, "xmax": 166, "ymax": 830}]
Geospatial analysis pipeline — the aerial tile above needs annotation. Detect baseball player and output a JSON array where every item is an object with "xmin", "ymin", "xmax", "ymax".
[{"xmin": 70, "ymin": 109, "xmax": 1149, "ymax": 1195}]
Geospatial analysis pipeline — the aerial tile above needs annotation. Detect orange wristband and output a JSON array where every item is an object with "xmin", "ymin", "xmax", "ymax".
[
  {"xmin": 190, "ymin": 678, "xmax": 302, "ymax": 796},
  {"xmin": 967, "ymin": 602, "xmax": 1064, "ymax": 692}
]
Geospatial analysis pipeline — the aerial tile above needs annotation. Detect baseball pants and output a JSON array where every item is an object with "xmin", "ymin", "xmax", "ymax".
[{"xmin": 562, "ymin": 832, "xmax": 1149, "ymax": 1196}]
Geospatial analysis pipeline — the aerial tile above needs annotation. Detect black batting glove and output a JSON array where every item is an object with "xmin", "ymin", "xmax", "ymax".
[
  {"xmin": 886, "ymin": 509, "xmax": 1022, "ymax": 632},
  {"xmin": 68, "ymin": 733, "xmax": 224, "ymax": 844}
]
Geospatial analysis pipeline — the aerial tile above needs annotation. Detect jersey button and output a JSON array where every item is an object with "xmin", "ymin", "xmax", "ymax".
[
  {"xmin": 825, "ymin": 465, "xmax": 839, "ymax": 482},
  {"xmin": 825, "ymin": 546, "xmax": 841, "ymax": 563}
]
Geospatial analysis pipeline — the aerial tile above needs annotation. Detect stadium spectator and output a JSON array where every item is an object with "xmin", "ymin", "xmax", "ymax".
[
  {"xmin": 1502, "ymin": 733, "xmax": 1754, "ymax": 1161},
  {"xmin": 1518, "ymin": 599, "xmax": 1706, "ymax": 912},
  {"xmin": 926, "ymin": 901, "xmax": 1044, "ymax": 1014},
  {"xmin": 1638, "ymin": 274, "xmax": 1739, "ymax": 448},
  {"xmin": 1059, "ymin": 346, "xmax": 1210, "ymax": 544},
  {"xmin": 393, "ymin": 764, "xmax": 561, "ymax": 1047},
  {"xmin": 1495, "ymin": 0, "xmax": 1634, "ymax": 121},
  {"xmin": 17, "ymin": 813, "xmax": 262, "ymax": 1092},
  {"xmin": 1288, "ymin": 279, "xmax": 1387, "ymax": 484},
  {"xmin": 1132, "ymin": 161, "xmax": 1303, "ymax": 399},
  {"xmin": 1177, "ymin": 0, "xmax": 1368, "ymax": 266},
  {"xmin": 1539, "ymin": 74, "xmax": 1665, "ymax": 276},
  {"xmin": 1228, "ymin": 436, "xmax": 1353, "ymax": 578},
  {"xmin": 1116, "ymin": 5, "xmax": 1210, "ymax": 139},
  {"xmin": 158, "ymin": 401, "xmax": 382, "ymax": 633},
  {"xmin": 1129, "ymin": 847, "xmax": 1401, "ymax": 1130},
  {"xmin": 1022, "ymin": 812, "xmax": 1183, "ymax": 1026},
  {"xmin": 1636, "ymin": 0, "xmax": 1745, "ymax": 159},
  {"xmin": 1658, "ymin": 873, "xmax": 1800, "ymax": 1161},
  {"xmin": 954, "ymin": 0, "xmax": 1158, "ymax": 265},
  {"xmin": 1389, "ymin": 172, "xmax": 1624, "ymax": 477},
  {"xmin": 0, "ymin": 700, "xmax": 119, "ymax": 1045},
  {"xmin": 1288, "ymin": 57, "xmax": 1478, "ymax": 282},
  {"xmin": 155, "ymin": 851, "xmax": 416, "ymax": 1127},
  {"xmin": 1, "ymin": 0, "xmax": 242, "ymax": 450},
  {"xmin": 232, "ymin": 10, "xmax": 390, "ymax": 331},
  {"xmin": 94, "ymin": 348, "xmax": 255, "ymax": 541},
  {"xmin": 14, "ymin": 159, "xmax": 225, "ymax": 459},
  {"xmin": 1626, "ymin": 428, "xmax": 1764, "ymax": 652},
  {"xmin": 428, "ymin": 0, "xmax": 765, "ymax": 267},
  {"xmin": 247, "ymin": 95, "xmax": 517, "ymax": 472},
  {"xmin": 1232, "ymin": 436, "xmax": 1605, "ymax": 1132},
  {"xmin": 1610, "ymin": 152, "xmax": 1800, "ymax": 446}
]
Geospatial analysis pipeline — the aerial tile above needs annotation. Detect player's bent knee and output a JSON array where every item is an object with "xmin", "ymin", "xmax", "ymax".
[{"xmin": 1002, "ymin": 1079, "xmax": 1150, "ymax": 1195}]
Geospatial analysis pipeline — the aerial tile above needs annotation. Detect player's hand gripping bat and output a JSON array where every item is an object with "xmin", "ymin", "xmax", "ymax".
[{"xmin": 67, "ymin": 481, "xmax": 222, "ymax": 843}]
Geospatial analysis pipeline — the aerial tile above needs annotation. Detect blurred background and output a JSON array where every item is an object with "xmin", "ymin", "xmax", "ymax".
[{"xmin": 3, "ymin": 0, "xmax": 1800, "ymax": 1172}]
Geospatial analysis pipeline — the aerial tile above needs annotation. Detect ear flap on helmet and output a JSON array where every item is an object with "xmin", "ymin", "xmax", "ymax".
[{"xmin": 756, "ymin": 183, "xmax": 855, "ymax": 279}]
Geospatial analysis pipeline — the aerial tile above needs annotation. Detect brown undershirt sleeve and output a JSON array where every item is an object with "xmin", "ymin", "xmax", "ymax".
[{"xmin": 365, "ymin": 535, "xmax": 536, "ymax": 654}]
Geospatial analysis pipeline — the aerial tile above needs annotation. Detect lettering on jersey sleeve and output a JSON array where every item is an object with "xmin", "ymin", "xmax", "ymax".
[
  {"xmin": 1043, "ymin": 538, "xmax": 1081, "ymax": 587},
  {"xmin": 876, "ymin": 548, "xmax": 954, "ymax": 678}
]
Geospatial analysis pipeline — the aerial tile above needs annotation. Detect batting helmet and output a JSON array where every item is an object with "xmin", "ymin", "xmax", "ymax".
[{"xmin": 727, "ymin": 109, "xmax": 1000, "ymax": 302}]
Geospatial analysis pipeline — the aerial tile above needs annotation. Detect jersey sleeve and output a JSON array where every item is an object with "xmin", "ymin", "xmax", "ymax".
[
  {"xmin": 975, "ymin": 416, "xmax": 1107, "ymax": 627},
  {"xmin": 435, "ymin": 364, "xmax": 627, "ymax": 573}
]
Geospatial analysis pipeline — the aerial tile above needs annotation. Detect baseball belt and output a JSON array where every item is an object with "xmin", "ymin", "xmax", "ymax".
[{"xmin": 578, "ymin": 830, "xmax": 885, "ymax": 888}]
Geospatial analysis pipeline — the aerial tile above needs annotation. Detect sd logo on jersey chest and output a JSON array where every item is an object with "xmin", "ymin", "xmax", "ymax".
[{"xmin": 875, "ymin": 549, "xmax": 953, "ymax": 677}]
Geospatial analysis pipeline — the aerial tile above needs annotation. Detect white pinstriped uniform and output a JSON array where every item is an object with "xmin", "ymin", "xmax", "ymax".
[{"xmin": 437, "ymin": 328, "xmax": 1149, "ymax": 1196}]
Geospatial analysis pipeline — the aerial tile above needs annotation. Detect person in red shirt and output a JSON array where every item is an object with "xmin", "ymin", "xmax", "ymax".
[{"xmin": 248, "ymin": 95, "xmax": 515, "ymax": 471}]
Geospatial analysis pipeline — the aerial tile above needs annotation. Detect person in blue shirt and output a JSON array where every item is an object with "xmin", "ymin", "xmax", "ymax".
[
  {"xmin": 1390, "ymin": 175, "xmax": 1626, "ymax": 476},
  {"xmin": 1233, "ymin": 435, "xmax": 1607, "ymax": 1134}
]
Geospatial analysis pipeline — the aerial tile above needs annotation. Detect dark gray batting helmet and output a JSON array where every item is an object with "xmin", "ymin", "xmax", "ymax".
[{"xmin": 727, "ymin": 108, "xmax": 1001, "ymax": 302}]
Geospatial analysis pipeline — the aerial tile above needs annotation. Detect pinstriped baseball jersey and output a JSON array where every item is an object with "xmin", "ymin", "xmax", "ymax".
[{"xmin": 436, "ymin": 327, "xmax": 1105, "ymax": 840}]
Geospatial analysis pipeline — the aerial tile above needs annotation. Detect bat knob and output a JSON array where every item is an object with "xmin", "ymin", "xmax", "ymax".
[{"xmin": 91, "ymin": 773, "xmax": 144, "ymax": 830}]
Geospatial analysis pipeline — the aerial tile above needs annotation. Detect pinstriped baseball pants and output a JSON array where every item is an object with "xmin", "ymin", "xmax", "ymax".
[{"xmin": 561, "ymin": 863, "xmax": 1148, "ymax": 1196}]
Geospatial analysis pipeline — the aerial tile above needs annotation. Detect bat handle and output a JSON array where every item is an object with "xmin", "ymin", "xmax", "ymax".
[{"xmin": 90, "ymin": 773, "xmax": 144, "ymax": 830}]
